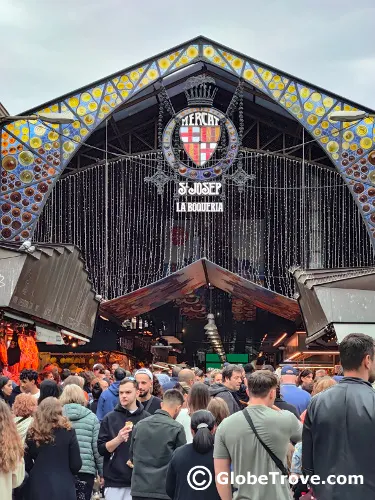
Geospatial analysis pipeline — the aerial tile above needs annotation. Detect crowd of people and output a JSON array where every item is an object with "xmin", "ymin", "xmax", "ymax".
[{"xmin": 0, "ymin": 332, "xmax": 374, "ymax": 500}]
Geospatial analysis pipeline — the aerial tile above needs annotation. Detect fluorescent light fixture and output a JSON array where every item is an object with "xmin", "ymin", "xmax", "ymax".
[
  {"xmin": 286, "ymin": 351, "xmax": 301, "ymax": 361},
  {"xmin": 329, "ymin": 110, "xmax": 368, "ymax": 122},
  {"xmin": 60, "ymin": 329, "xmax": 90, "ymax": 342},
  {"xmin": 4, "ymin": 312, "xmax": 34, "ymax": 325},
  {"xmin": 273, "ymin": 333, "xmax": 287, "ymax": 347},
  {"xmin": 302, "ymin": 351, "xmax": 339, "ymax": 355}
]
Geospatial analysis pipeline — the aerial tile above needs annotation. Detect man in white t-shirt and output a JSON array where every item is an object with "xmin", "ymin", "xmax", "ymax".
[{"xmin": 20, "ymin": 369, "xmax": 40, "ymax": 400}]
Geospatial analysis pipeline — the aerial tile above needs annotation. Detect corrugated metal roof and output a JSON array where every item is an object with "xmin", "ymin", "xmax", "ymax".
[
  {"xmin": 292, "ymin": 267, "xmax": 375, "ymax": 341},
  {"xmin": 0, "ymin": 242, "xmax": 99, "ymax": 338}
]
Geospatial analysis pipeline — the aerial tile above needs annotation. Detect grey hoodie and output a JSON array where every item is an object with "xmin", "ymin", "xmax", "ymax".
[{"xmin": 209, "ymin": 383, "xmax": 241, "ymax": 415}]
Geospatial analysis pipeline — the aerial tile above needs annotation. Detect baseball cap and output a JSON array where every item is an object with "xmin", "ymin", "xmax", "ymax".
[
  {"xmin": 281, "ymin": 365, "xmax": 298, "ymax": 375},
  {"xmin": 135, "ymin": 368, "xmax": 153, "ymax": 380}
]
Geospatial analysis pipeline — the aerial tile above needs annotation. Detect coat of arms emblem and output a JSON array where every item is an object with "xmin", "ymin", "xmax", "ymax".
[{"xmin": 162, "ymin": 75, "xmax": 239, "ymax": 180}]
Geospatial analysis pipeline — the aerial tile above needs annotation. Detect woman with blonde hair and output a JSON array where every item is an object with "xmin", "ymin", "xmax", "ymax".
[
  {"xmin": 0, "ymin": 400, "xmax": 24, "ymax": 500},
  {"xmin": 299, "ymin": 376, "xmax": 337, "ymax": 423},
  {"xmin": 60, "ymin": 385, "xmax": 103, "ymax": 500},
  {"xmin": 25, "ymin": 397, "xmax": 82, "ymax": 500}
]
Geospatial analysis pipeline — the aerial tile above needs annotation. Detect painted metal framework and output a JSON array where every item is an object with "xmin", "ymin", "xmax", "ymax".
[{"xmin": 1, "ymin": 36, "xmax": 375, "ymax": 244}]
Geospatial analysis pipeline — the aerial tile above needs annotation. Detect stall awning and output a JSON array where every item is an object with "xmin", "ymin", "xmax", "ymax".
[
  {"xmin": 163, "ymin": 336, "xmax": 183, "ymax": 345},
  {"xmin": 292, "ymin": 267, "xmax": 375, "ymax": 343},
  {"xmin": 0, "ymin": 243, "xmax": 99, "ymax": 338},
  {"xmin": 100, "ymin": 258, "xmax": 300, "ymax": 323}
]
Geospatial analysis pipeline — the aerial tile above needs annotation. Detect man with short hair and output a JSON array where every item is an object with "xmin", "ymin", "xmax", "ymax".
[
  {"xmin": 97, "ymin": 368, "xmax": 126, "ymax": 421},
  {"xmin": 162, "ymin": 366, "xmax": 182, "ymax": 391},
  {"xmin": 280, "ymin": 365, "xmax": 311, "ymax": 414},
  {"xmin": 209, "ymin": 364, "xmax": 243, "ymax": 414},
  {"xmin": 130, "ymin": 389, "xmax": 186, "ymax": 500},
  {"xmin": 244, "ymin": 363, "xmax": 255, "ymax": 375},
  {"xmin": 20, "ymin": 369, "xmax": 40, "ymax": 400},
  {"xmin": 177, "ymin": 368, "xmax": 195, "ymax": 387},
  {"xmin": 210, "ymin": 369, "xmax": 223, "ymax": 385},
  {"xmin": 134, "ymin": 368, "xmax": 162, "ymax": 414},
  {"xmin": 214, "ymin": 371, "xmax": 302, "ymax": 500},
  {"xmin": 303, "ymin": 333, "xmax": 375, "ymax": 499},
  {"xmin": 98, "ymin": 378, "xmax": 149, "ymax": 500}
]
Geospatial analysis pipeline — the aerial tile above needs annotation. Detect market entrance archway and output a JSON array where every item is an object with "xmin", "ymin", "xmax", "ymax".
[{"xmin": 1, "ymin": 36, "xmax": 375, "ymax": 247}]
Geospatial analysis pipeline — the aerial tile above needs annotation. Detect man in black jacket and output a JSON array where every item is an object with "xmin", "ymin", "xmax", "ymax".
[
  {"xmin": 209, "ymin": 364, "xmax": 242, "ymax": 414},
  {"xmin": 303, "ymin": 333, "xmax": 375, "ymax": 499},
  {"xmin": 98, "ymin": 378, "xmax": 149, "ymax": 500},
  {"xmin": 135, "ymin": 368, "xmax": 162, "ymax": 415},
  {"xmin": 130, "ymin": 389, "xmax": 186, "ymax": 500}
]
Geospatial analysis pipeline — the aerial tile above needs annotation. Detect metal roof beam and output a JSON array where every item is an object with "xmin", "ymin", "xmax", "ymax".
[
  {"xmin": 261, "ymin": 132, "xmax": 283, "ymax": 150},
  {"xmin": 109, "ymin": 116, "xmax": 128, "ymax": 152}
]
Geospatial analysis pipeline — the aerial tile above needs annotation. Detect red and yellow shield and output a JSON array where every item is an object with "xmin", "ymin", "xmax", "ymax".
[{"xmin": 180, "ymin": 125, "xmax": 221, "ymax": 167}]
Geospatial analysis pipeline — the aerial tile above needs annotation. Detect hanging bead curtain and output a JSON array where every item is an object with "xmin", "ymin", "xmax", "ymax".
[{"xmin": 34, "ymin": 151, "xmax": 375, "ymax": 299}]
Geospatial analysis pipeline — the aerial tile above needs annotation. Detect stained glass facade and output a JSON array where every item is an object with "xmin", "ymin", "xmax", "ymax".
[{"xmin": 1, "ymin": 36, "xmax": 375, "ymax": 244}]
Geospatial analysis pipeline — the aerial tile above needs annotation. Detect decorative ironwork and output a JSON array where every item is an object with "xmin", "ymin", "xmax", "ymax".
[
  {"xmin": 145, "ymin": 169, "xmax": 170, "ymax": 194},
  {"xmin": 225, "ymin": 165, "xmax": 255, "ymax": 192},
  {"xmin": 159, "ymin": 86, "xmax": 175, "ymax": 117},
  {"xmin": 184, "ymin": 75, "xmax": 218, "ymax": 106},
  {"xmin": 226, "ymin": 81, "xmax": 242, "ymax": 118}
]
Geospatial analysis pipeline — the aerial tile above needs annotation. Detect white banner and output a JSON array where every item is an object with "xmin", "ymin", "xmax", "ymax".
[{"xmin": 36, "ymin": 325, "xmax": 64, "ymax": 345}]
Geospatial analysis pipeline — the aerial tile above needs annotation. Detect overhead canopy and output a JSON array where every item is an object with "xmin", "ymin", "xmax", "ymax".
[
  {"xmin": 100, "ymin": 258, "xmax": 300, "ymax": 323},
  {"xmin": 0, "ymin": 243, "xmax": 99, "ymax": 338},
  {"xmin": 292, "ymin": 267, "xmax": 375, "ymax": 343}
]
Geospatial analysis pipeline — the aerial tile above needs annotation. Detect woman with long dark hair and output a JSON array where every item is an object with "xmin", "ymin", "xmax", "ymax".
[
  {"xmin": 189, "ymin": 383, "xmax": 210, "ymax": 413},
  {"xmin": 152, "ymin": 374, "xmax": 163, "ymax": 398},
  {"xmin": 166, "ymin": 410, "xmax": 220, "ymax": 500},
  {"xmin": 88, "ymin": 381, "xmax": 102, "ymax": 414},
  {"xmin": 176, "ymin": 383, "xmax": 210, "ymax": 444},
  {"xmin": 297, "ymin": 369, "xmax": 313, "ymax": 391},
  {"xmin": 0, "ymin": 376, "xmax": 13, "ymax": 407},
  {"xmin": 24, "ymin": 397, "xmax": 82, "ymax": 500},
  {"xmin": 38, "ymin": 379, "xmax": 61, "ymax": 405}
]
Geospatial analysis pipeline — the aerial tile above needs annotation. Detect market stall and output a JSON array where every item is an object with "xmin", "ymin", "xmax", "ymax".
[
  {"xmin": 0, "ymin": 242, "xmax": 100, "ymax": 378},
  {"xmin": 39, "ymin": 350, "xmax": 135, "ymax": 373}
]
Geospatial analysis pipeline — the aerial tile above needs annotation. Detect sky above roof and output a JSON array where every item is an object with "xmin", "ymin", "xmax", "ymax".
[{"xmin": 1, "ymin": 0, "xmax": 375, "ymax": 114}]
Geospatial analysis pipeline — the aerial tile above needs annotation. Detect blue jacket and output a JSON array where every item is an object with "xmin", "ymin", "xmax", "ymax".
[
  {"xmin": 96, "ymin": 382, "xmax": 120, "ymax": 421},
  {"xmin": 280, "ymin": 384, "xmax": 311, "ymax": 414}
]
